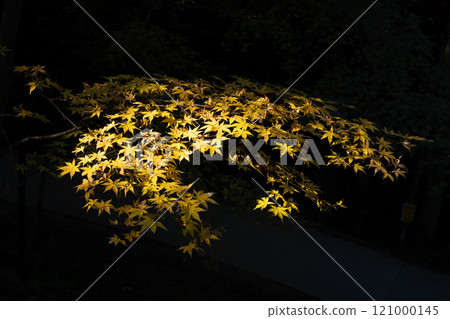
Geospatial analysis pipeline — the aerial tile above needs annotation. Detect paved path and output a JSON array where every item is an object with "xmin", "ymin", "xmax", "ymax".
[{"xmin": 203, "ymin": 205, "xmax": 450, "ymax": 300}]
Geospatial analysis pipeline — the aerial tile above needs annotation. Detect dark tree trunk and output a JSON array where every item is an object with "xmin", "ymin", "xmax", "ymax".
[
  {"xmin": 17, "ymin": 145, "xmax": 26, "ymax": 279},
  {"xmin": 0, "ymin": 0, "xmax": 24, "ymax": 113},
  {"xmin": 25, "ymin": 171, "xmax": 46, "ymax": 266},
  {"xmin": 420, "ymin": 162, "xmax": 445, "ymax": 239}
]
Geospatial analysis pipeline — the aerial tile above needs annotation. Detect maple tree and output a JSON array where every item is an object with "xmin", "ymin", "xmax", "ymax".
[{"xmin": 13, "ymin": 66, "xmax": 424, "ymax": 256}]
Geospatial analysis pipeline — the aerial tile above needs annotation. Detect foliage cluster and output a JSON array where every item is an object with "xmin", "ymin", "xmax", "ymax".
[{"xmin": 13, "ymin": 67, "xmax": 424, "ymax": 255}]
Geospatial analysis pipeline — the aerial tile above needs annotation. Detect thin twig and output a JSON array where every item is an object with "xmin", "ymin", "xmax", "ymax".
[
  {"xmin": 38, "ymin": 92, "xmax": 78, "ymax": 128},
  {"xmin": 0, "ymin": 125, "xmax": 11, "ymax": 151}
]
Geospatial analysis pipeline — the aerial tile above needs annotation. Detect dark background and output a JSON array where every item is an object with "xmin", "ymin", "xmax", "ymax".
[{"xmin": 0, "ymin": 0, "xmax": 449, "ymax": 300}]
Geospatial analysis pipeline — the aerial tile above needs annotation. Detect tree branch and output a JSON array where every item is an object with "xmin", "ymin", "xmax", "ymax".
[
  {"xmin": 1, "ymin": 126, "xmax": 80, "ymax": 156},
  {"xmin": 16, "ymin": 126, "xmax": 80, "ymax": 144}
]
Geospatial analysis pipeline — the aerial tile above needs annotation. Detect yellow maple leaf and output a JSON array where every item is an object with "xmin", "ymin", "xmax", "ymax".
[
  {"xmin": 109, "ymin": 235, "xmax": 125, "ymax": 246},
  {"xmin": 59, "ymin": 160, "xmax": 79, "ymax": 178},
  {"xmin": 178, "ymin": 241, "xmax": 197, "ymax": 257},
  {"xmin": 120, "ymin": 121, "xmax": 137, "ymax": 134},
  {"xmin": 254, "ymin": 197, "xmax": 271, "ymax": 210},
  {"xmin": 269, "ymin": 205, "xmax": 289, "ymax": 220}
]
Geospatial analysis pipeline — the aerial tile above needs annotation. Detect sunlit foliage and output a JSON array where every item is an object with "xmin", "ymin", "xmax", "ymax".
[{"xmin": 15, "ymin": 67, "xmax": 424, "ymax": 256}]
